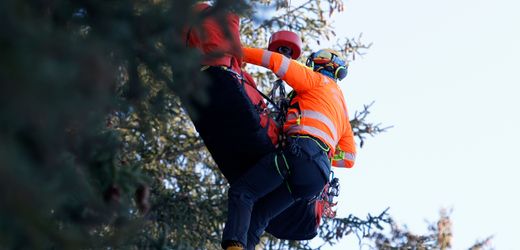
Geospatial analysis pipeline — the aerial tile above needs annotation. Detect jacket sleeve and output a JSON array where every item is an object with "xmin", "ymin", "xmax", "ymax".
[
  {"xmin": 331, "ymin": 129, "xmax": 356, "ymax": 168},
  {"xmin": 242, "ymin": 47, "xmax": 329, "ymax": 92}
]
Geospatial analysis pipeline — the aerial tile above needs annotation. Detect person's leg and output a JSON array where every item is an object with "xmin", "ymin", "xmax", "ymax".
[
  {"xmin": 245, "ymin": 137, "xmax": 329, "ymax": 249},
  {"xmin": 246, "ymin": 185, "xmax": 293, "ymax": 250},
  {"xmin": 222, "ymin": 151, "xmax": 286, "ymax": 248}
]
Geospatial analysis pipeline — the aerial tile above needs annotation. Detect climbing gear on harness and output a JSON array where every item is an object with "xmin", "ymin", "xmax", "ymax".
[
  {"xmin": 322, "ymin": 175, "xmax": 340, "ymax": 218},
  {"xmin": 268, "ymin": 79, "xmax": 291, "ymax": 146},
  {"xmin": 305, "ymin": 49, "xmax": 348, "ymax": 81},
  {"xmin": 309, "ymin": 171, "xmax": 340, "ymax": 218},
  {"xmin": 327, "ymin": 173, "xmax": 340, "ymax": 201}
]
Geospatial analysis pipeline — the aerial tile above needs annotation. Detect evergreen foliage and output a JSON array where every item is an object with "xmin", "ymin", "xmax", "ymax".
[{"xmin": 1, "ymin": 0, "xmax": 489, "ymax": 249}]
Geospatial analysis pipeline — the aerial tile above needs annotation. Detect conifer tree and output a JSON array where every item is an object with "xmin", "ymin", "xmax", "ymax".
[{"xmin": 2, "ymin": 1, "xmax": 489, "ymax": 250}]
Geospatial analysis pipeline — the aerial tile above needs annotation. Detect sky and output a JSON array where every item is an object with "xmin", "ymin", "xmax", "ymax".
[{"xmin": 321, "ymin": 0, "xmax": 520, "ymax": 249}]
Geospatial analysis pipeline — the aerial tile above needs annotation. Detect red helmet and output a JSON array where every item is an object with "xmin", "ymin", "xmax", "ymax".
[{"xmin": 268, "ymin": 30, "xmax": 302, "ymax": 59}]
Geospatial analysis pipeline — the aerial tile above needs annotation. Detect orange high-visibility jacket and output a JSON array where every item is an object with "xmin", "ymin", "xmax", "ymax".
[{"xmin": 242, "ymin": 47, "xmax": 356, "ymax": 168}]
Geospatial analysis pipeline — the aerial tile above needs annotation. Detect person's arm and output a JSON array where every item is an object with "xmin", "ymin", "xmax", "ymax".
[
  {"xmin": 331, "ymin": 130, "xmax": 356, "ymax": 168},
  {"xmin": 242, "ymin": 47, "xmax": 331, "ymax": 92}
]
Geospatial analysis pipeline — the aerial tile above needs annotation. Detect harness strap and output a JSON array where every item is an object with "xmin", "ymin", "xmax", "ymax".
[
  {"xmin": 290, "ymin": 135, "xmax": 330, "ymax": 153},
  {"xmin": 274, "ymin": 151, "xmax": 292, "ymax": 194},
  {"xmin": 251, "ymin": 81, "xmax": 283, "ymax": 113}
]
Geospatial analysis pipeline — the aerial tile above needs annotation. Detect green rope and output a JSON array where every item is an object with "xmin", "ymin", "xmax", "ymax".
[
  {"xmin": 274, "ymin": 152, "xmax": 292, "ymax": 194},
  {"xmin": 281, "ymin": 153, "xmax": 291, "ymax": 174},
  {"xmin": 274, "ymin": 154, "xmax": 283, "ymax": 177},
  {"xmin": 292, "ymin": 135, "xmax": 330, "ymax": 152},
  {"xmin": 285, "ymin": 181, "xmax": 292, "ymax": 194}
]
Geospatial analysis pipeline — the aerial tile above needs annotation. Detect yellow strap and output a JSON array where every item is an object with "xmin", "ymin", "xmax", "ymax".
[
  {"xmin": 274, "ymin": 154, "xmax": 283, "ymax": 177},
  {"xmin": 291, "ymin": 135, "xmax": 330, "ymax": 152},
  {"xmin": 274, "ymin": 153, "xmax": 292, "ymax": 194}
]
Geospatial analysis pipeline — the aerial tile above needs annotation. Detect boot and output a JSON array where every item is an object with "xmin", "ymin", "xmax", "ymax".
[
  {"xmin": 223, "ymin": 240, "xmax": 244, "ymax": 250},
  {"xmin": 226, "ymin": 247, "xmax": 244, "ymax": 250}
]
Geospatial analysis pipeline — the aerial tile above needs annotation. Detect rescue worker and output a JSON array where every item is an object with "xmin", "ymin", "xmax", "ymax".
[{"xmin": 222, "ymin": 48, "xmax": 357, "ymax": 250}]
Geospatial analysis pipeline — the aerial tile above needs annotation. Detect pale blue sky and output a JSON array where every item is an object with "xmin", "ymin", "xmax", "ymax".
[{"xmin": 326, "ymin": 0, "xmax": 520, "ymax": 249}]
